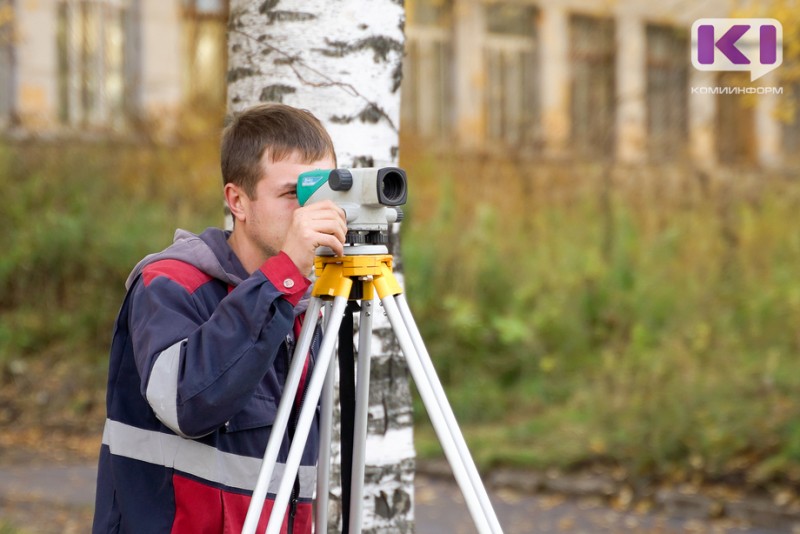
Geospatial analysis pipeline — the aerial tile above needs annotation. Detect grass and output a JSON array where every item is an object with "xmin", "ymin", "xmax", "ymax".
[
  {"xmin": 0, "ymin": 137, "xmax": 221, "ymax": 366},
  {"xmin": 0, "ymin": 136, "xmax": 223, "ymax": 433},
  {"xmin": 399, "ymin": 150, "xmax": 800, "ymax": 485},
  {"xmin": 2, "ymin": 132, "xmax": 800, "ymax": 489}
]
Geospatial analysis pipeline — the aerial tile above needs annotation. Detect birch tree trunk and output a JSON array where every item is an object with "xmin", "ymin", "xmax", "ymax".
[{"xmin": 226, "ymin": 2, "xmax": 413, "ymax": 533}]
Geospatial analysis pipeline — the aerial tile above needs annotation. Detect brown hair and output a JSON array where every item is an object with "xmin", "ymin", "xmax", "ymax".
[{"xmin": 220, "ymin": 103, "xmax": 336, "ymax": 198}]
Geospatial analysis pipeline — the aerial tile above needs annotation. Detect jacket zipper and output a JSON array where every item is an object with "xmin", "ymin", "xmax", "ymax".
[{"xmin": 288, "ymin": 481, "xmax": 300, "ymax": 534}]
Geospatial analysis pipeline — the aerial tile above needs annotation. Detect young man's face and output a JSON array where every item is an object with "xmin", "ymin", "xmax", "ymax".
[{"xmin": 242, "ymin": 150, "xmax": 336, "ymax": 261}]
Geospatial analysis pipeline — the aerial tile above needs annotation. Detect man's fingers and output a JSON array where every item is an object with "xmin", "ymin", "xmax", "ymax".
[
  {"xmin": 299, "ymin": 203, "xmax": 347, "ymax": 243},
  {"xmin": 282, "ymin": 201, "xmax": 349, "ymax": 272},
  {"xmin": 317, "ymin": 234, "xmax": 345, "ymax": 257}
]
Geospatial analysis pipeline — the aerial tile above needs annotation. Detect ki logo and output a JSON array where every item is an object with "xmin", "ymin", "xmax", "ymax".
[{"xmin": 691, "ymin": 18, "xmax": 783, "ymax": 81}]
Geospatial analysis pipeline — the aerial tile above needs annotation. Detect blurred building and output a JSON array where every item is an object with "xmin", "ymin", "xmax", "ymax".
[
  {"xmin": 403, "ymin": 0, "xmax": 799, "ymax": 169},
  {"xmin": 0, "ymin": 0, "xmax": 227, "ymax": 136},
  {"xmin": 1, "ymin": 0, "xmax": 797, "ymax": 167}
]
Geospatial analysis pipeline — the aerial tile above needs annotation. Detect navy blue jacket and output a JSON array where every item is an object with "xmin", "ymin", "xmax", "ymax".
[{"xmin": 92, "ymin": 228, "xmax": 320, "ymax": 534}]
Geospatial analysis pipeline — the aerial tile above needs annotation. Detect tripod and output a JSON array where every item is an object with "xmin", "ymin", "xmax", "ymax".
[{"xmin": 242, "ymin": 250, "xmax": 504, "ymax": 534}]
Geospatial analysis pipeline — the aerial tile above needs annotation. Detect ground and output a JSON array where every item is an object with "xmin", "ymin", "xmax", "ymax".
[{"xmin": 1, "ymin": 358, "xmax": 800, "ymax": 533}]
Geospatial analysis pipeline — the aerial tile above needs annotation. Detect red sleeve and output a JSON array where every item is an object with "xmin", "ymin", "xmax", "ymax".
[{"xmin": 259, "ymin": 252, "xmax": 311, "ymax": 307}]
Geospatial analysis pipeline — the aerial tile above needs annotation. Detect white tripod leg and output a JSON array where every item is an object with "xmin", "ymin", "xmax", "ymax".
[
  {"xmin": 242, "ymin": 297, "xmax": 324, "ymax": 534},
  {"xmin": 395, "ymin": 294, "xmax": 504, "ymax": 534},
  {"xmin": 379, "ymin": 294, "xmax": 500, "ymax": 534},
  {"xmin": 348, "ymin": 298, "xmax": 374, "ymax": 534},
  {"xmin": 314, "ymin": 311, "xmax": 336, "ymax": 534},
  {"xmin": 265, "ymin": 295, "xmax": 350, "ymax": 534}
]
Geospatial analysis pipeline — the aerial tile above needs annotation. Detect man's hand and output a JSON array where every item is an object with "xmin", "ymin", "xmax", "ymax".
[{"xmin": 280, "ymin": 200, "xmax": 348, "ymax": 275}]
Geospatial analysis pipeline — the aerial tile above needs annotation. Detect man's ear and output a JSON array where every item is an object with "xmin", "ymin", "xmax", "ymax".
[{"xmin": 224, "ymin": 183, "xmax": 248, "ymax": 223}]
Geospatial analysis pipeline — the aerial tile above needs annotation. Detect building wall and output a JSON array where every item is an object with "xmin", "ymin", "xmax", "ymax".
[
  {"xmin": 2, "ymin": 0, "xmax": 795, "ymax": 170},
  {"xmin": 403, "ymin": 0, "xmax": 793, "ymax": 169},
  {"xmin": 6, "ymin": 0, "xmax": 185, "ymax": 134},
  {"xmin": 0, "ymin": 1, "xmax": 14, "ymax": 125},
  {"xmin": 139, "ymin": 0, "xmax": 182, "ymax": 125},
  {"xmin": 14, "ymin": 0, "xmax": 58, "ymax": 130}
]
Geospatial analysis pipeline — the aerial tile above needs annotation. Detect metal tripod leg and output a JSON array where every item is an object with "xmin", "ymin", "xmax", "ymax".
[
  {"xmin": 245, "ymin": 254, "xmax": 503, "ymax": 534},
  {"xmin": 241, "ymin": 297, "xmax": 324, "ymax": 534},
  {"xmin": 265, "ymin": 294, "xmax": 351, "ymax": 534},
  {"xmin": 314, "ymin": 301, "xmax": 336, "ymax": 534},
  {"xmin": 378, "ymin": 292, "xmax": 502, "ymax": 534},
  {"xmin": 348, "ymin": 299, "xmax": 374, "ymax": 534},
  {"xmin": 395, "ymin": 294, "xmax": 504, "ymax": 534},
  {"xmin": 314, "ymin": 298, "xmax": 372, "ymax": 534}
]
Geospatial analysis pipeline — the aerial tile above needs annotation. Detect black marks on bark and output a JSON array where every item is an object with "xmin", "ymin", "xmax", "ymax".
[
  {"xmin": 227, "ymin": 66, "xmax": 259, "ymax": 83},
  {"xmin": 268, "ymin": 10, "xmax": 317, "ymax": 24},
  {"xmin": 358, "ymin": 104, "xmax": 385, "ymax": 124},
  {"xmin": 330, "ymin": 104, "xmax": 391, "ymax": 127},
  {"xmin": 259, "ymin": 84, "xmax": 296, "ymax": 103},
  {"xmin": 321, "ymin": 40, "xmax": 349, "ymax": 58},
  {"xmin": 374, "ymin": 492, "xmax": 391, "ymax": 519},
  {"xmin": 258, "ymin": 0, "xmax": 316, "ymax": 25},
  {"xmin": 379, "ymin": 396, "xmax": 390, "ymax": 434},
  {"xmin": 351, "ymin": 156, "xmax": 375, "ymax": 168},
  {"xmin": 274, "ymin": 54, "xmax": 300, "ymax": 66},
  {"xmin": 320, "ymin": 36, "xmax": 404, "ymax": 63},
  {"xmin": 255, "ymin": 34, "xmax": 273, "ymax": 56},
  {"xmin": 258, "ymin": 0, "xmax": 279, "ymax": 11},
  {"xmin": 391, "ymin": 62, "xmax": 403, "ymax": 93},
  {"xmin": 374, "ymin": 489, "xmax": 412, "ymax": 519},
  {"xmin": 227, "ymin": 8, "xmax": 246, "ymax": 31}
]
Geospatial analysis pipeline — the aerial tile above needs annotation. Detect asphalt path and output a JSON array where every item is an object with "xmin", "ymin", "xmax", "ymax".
[
  {"xmin": 415, "ymin": 474, "xmax": 783, "ymax": 534},
  {"xmin": 0, "ymin": 463, "xmax": 789, "ymax": 533}
]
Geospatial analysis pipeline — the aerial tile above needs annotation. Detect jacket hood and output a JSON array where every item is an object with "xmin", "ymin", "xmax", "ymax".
[
  {"xmin": 125, "ymin": 228, "xmax": 243, "ymax": 290},
  {"xmin": 125, "ymin": 228, "xmax": 311, "ymax": 316}
]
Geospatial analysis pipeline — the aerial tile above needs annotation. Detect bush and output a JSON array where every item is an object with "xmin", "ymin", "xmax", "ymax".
[
  {"xmin": 4, "ymin": 132, "xmax": 800, "ymax": 485},
  {"xmin": 400, "ymin": 151, "xmax": 800, "ymax": 481},
  {"xmin": 0, "ymin": 138, "xmax": 221, "ymax": 366}
]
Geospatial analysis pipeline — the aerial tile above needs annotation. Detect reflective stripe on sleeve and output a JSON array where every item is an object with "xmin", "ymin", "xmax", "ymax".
[{"xmin": 145, "ymin": 340, "xmax": 186, "ymax": 437}]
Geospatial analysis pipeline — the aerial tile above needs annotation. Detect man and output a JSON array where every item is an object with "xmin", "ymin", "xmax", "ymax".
[{"xmin": 93, "ymin": 103, "xmax": 347, "ymax": 533}]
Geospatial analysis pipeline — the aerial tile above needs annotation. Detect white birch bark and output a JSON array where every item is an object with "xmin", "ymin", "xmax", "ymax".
[{"xmin": 226, "ymin": 2, "xmax": 413, "ymax": 532}]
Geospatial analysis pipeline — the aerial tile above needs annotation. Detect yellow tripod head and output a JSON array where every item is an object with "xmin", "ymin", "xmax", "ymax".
[{"xmin": 312, "ymin": 254, "xmax": 402, "ymax": 301}]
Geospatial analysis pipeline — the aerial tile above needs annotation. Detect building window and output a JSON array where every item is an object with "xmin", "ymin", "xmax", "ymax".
[
  {"xmin": 56, "ymin": 0, "xmax": 134, "ymax": 129},
  {"xmin": 484, "ymin": 3, "xmax": 539, "ymax": 148},
  {"xmin": 0, "ymin": 0, "xmax": 15, "ymax": 126},
  {"xmin": 716, "ymin": 72, "xmax": 756, "ymax": 165},
  {"xmin": 570, "ymin": 14, "xmax": 615, "ymax": 158},
  {"xmin": 182, "ymin": 0, "xmax": 227, "ymax": 108},
  {"xmin": 646, "ymin": 24, "xmax": 688, "ymax": 160},
  {"xmin": 401, "ymin": 0, "xmax": 453, "ymax": 137}
]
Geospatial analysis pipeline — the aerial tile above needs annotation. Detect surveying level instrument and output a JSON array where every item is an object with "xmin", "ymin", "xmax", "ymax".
[{"xmin": 241, "ymin": 168, "xmax": 504, "ymax": 534}]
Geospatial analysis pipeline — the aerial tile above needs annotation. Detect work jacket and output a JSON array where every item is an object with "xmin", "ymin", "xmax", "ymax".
[{"xmin": 92, "ymin": 228, "xmax": 320, "ymax": 534}]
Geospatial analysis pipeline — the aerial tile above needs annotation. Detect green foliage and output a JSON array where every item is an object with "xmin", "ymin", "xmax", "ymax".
[
  {"xmin": 4, "ymin": 132, "xmax": 800, "ymax": 487},
  {"xmin": 400, "ymin": 153, "xmax": 800, "ymax": 483},
  {"xmin": 0, "ymin": 138, "xmax": 221, "ymax": 366}
]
